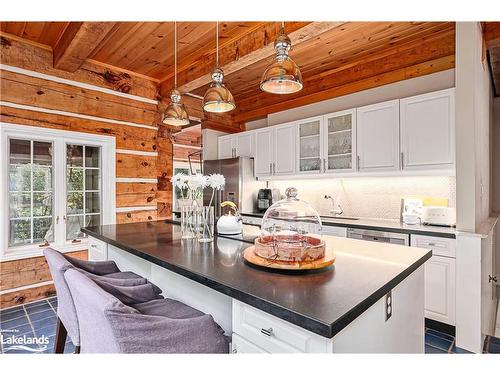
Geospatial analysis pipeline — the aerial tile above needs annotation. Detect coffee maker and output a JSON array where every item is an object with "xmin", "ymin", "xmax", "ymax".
[{"xmin": 257, "ymin": 188, "xmax": 273, "ymax": 212}]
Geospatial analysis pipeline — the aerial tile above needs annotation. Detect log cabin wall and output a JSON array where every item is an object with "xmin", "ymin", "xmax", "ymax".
[{"xmin": 0, "ymin": 34, "xmax": 171, "ymax": 307}]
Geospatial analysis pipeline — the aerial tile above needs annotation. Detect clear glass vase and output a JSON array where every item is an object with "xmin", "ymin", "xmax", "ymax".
[
  {"xmin": 180, "ymin": 206, "xmax": 197, "ymax": 239},
  {"xmin": 196, "ymin": 206, "xmax": 214, "ymax": 243}
]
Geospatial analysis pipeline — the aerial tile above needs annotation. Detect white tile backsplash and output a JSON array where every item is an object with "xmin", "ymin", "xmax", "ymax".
[{"xmin": 270, "ymin": 176, "xmax": 456, "ymax": 220}]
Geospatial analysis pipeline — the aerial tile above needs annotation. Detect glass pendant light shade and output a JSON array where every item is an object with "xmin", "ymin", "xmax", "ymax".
[
  {"xmin": 163, "ymin": 89, "xmax": 190, "ymax": 126},
  {"xmin": 203, "ymin": 68, "xmax": 236, "ymax": 113},
  {"xmin": 260, "ymin": 27, "xmax": 303, "ymax": 94}
]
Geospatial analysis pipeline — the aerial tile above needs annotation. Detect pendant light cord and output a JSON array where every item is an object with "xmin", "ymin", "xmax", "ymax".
[
  {"xmin": 216, "ymin": 21, "xmax": 219, "ymax": 67},
  {"xmin": 174, "ymin": 21, "xmax": 177, "ymax": 88}
]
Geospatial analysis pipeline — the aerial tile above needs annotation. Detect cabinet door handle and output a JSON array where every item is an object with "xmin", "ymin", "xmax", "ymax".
[
  {"xmin": 323, "ymin": 158, "xmax": 327, "ymax": 172},
  {"xmin": 400, "ymin": 152, "xmax": 404, "ymax": 169},
  {"xmin": 273, "ymin": 163, "xmax": 276, "ymax": 174},
  {"xmin": 357, "ymin": 155, "xmax": 360, "ymax": 171},
  {"xmin": 269, "ymin": 163, "xmax": 272, "ymax": 175},
  {"xmin": 260, "ymin": 327, "xmax": 274, "ymax": 337}
]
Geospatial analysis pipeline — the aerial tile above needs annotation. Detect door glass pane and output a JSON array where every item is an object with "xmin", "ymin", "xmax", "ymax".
[
  {"xmin": 9, "ymin": 219, "xmax": 31, "ymax": 245},
  {"xmin": 8, "ymin": 139, "xmax": 53, "ymax": 247},
  {"xmin": 85, "ymin": 192, "xmax": 100, "ymax": 213},
  {"xmin": 66, "ymin": 145, "xmax": 83, "ymax": 167},
  {"xmin": 9, "ymin": 165, "xmax": 31, "ymax": 191},
  {"xmin": 33, "ymin": 193, "xmax": 52, "ymax": 217},
  {"xmin": 33, "ymin": 217, "xmax": 53, "ymax": 243},
  {"xmin": 33, "ymin": 141, "xmax": 53, "ymax": 165},
  {"xmin": 298, "ymin": 121, "xmax": 321, "ymax": 172},
  {"xmin": 327, "ymin": 114, "xmax": 353, "ymax": 171},
  {"xmin": 32, "ymin": 166, "xmax": 52, "ymax": 191},
  {"xmin": 67, "ymin": 192, "xmax": 84, "ymax": 214},
  {"xmin": 328, "ymin": 114, "xmax": 352, "ymax": 132},
  {"xmin": 85, "ymin": 146, "xmax": 99, "ymax": 168},
  {"xmin": 67, "ymin": 168, "xmax": 84, "ymax": 191},
  {"xmin": 9, "ymin": 193, "xmax": 31, "ymax": 218},
  {"xmin": 85, "ymin": 169, "xmax": 100, "ymax": 190},
  {"xmin": 66, "ymin": 144, "xmax": 101, "ymax": 240},
  {"xmin": 9, "ymin": 139, "xmax": 31, "ymax": 164},
  {"xmin": 66, "ymin": 215, "xmax": 85, "ymax": 240}
]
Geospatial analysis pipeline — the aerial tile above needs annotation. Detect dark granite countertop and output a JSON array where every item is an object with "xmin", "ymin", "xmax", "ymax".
[
  {"xmin": 240, "ymin": 212, "xmax": 457, "ymax": 239},
  {"xmin": 82, "ymin": 221, "xmax": 431, "ymax": 338}
]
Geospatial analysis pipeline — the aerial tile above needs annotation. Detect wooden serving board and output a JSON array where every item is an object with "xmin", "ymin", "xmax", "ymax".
[{"xmin": 243, "ymin": 246, "xmax": 335, "ymax": 271}]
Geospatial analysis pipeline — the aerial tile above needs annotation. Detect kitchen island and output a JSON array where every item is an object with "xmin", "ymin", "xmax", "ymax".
[{"xmin": 82, "ymin": 221, "xmax": 431, "ymax": 353}]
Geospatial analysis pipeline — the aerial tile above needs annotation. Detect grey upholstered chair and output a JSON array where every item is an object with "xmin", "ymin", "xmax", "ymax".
[
  {"xmin": 64, "ymin": 268, "xmax": 229, "ymax": 353},
  {"xmin": 43, "ymin": 248, "xmax": 162, "ymax": 353}
]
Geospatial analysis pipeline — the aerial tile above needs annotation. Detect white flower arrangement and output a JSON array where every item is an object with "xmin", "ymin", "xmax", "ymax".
[{"xmin": 171, "ymin": 173, "xmax": 226, "ymax": 207}]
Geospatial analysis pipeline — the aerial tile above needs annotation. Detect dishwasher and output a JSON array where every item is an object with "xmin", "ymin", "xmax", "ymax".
[{"xmin": 346, "ymin": 228, "xmax": 409, "ymax": 246}]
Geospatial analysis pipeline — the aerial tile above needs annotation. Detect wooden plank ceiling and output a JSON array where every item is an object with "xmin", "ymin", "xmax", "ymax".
[{"xmin": 1, "ymin": 21, "xmax": 460, "ymax": 128}]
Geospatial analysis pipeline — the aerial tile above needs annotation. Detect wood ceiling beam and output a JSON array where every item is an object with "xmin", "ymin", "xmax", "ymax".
[
  {"xmin": 53, "ymin": 22, "xmax": 116, "ymax": 72},
  {"xmin": 160, "ymin": 22, "xmax": 345, "ymax": 97}
]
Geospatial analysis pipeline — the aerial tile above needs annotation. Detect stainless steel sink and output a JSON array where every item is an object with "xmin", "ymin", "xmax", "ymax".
[{"xmin": 321, "ymin": 215, "xmax": 360, "ymax": 221}]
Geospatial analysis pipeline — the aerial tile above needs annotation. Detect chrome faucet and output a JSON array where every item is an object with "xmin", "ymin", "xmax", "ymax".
[{"xmin": 324, "ymin": 195, "xmax": 343, "ymax": 216}]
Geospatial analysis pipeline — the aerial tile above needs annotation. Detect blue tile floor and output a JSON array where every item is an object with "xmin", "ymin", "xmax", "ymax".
[
  {"xmin": 1, "ymin": 297, "xmax": 499, "ymax": 354},
  {"xmin": 0, "ymin": 297, "xmax": 75, "ymax": 354}
]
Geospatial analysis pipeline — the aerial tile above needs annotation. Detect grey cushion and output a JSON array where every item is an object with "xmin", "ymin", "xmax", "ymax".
[
  {"xmin": 43, "ymin": 248, "xmax": 162, "ymax": 346},
  {"xmin": 65, "ymin": 269, "xmax": 229, "ymax": 354}
]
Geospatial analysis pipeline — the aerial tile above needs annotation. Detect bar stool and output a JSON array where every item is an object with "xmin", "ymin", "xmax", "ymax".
[
  {"xmin": 43, "ymin": 248, "xmax": 162, "ymax": 353},
  {"xmin": 64, "ymin": 268, "xmax": 229, "ymax": 353}
]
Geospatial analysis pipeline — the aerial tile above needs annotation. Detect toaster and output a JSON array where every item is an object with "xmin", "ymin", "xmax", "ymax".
[{"xmin": 421, "ymin": 206, "xmax": 456, "ymax": 227}]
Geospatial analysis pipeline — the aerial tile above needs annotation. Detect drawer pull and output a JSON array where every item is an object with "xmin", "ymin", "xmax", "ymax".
[
  {"xmin": 231, "ymin": 348, "xmax": 237, "ymax": 353},
  {"xmin": 428, "ymin": 243, "xmax": 436, "ymax": 246},
  {"xmin": 260, "ymin": 327, "xmax": 273, "ymax": 337}
]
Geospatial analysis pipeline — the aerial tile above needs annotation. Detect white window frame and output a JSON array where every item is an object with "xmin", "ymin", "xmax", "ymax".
[{"xmin": 0, "ymin": 123, "xmax": 116, "ymax": 261}]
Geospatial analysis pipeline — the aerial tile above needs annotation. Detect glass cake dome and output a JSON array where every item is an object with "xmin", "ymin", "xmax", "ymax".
[{"xmin": 256, "ymin": 187, "xmax": 324, "ymax": 262}]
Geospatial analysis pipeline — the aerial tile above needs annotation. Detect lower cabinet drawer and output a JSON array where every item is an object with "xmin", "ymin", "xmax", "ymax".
[
  {"xmin": 411, "ymin": 235, "xmax": 455, "ymax": 258},
  {"xmin": 88, "ymin": 237, "xmax": 107, "ymax": 261},
  {"xmin": 232, "ymin": 300, "xmax": 330, "ymax": 353},
  {"xmin": 322, "ymin": 226, "xmax": 347, "ymax": 237},
  {"xmin": 232, "ymin": 333, "xmax": 268, "ymax": 353}
]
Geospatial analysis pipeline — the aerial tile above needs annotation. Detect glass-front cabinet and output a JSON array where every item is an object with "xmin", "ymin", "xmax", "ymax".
[
  {"xmin": 296, "ymin": 116, "xmax": 323, "ymax": 173},
  {"xmin": 323, "ymin": 109, "xmax": 356, "ymax": 173}
]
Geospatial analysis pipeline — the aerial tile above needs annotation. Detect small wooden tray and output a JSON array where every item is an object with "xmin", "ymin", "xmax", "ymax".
[{"xmin": 243, "ymin": 245, "xmax": 335, "ymax": 271}]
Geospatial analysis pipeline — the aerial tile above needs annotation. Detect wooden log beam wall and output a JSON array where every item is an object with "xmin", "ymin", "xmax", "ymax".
[{"xmin": 0, "ymin": 34, "xmax": 166, "ymax": 308}]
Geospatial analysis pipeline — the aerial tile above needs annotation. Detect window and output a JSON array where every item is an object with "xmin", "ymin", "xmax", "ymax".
[
  {"xmin": 1, "ymin": 124, "xmax": 116, "ymax": 260},
  {"xmin": 172, "ymin": 161, "xmax": 201, "ymax": 212}
]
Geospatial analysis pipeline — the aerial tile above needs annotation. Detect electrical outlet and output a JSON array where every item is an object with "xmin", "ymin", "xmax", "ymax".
[{"xmin": 385, "ymin": 291, "xmax": 392, "ymax": 321}]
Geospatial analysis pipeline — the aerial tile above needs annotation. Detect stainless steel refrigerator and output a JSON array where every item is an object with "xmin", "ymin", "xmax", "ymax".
[{"xmin": 203, "ymin": 157, "xmax": 263, "ymax": 217}]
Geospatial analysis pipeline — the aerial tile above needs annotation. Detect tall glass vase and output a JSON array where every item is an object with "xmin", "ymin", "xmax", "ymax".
[
  {"xmin": 197, "ymin": 206, "xmax": 214, "ymax": 243},
  {"xmin": 180, "ymin": 206, "xmax": 197, "ymax": 239}
]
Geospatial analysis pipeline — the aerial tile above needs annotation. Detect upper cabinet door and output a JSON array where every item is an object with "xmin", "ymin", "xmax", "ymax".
[
  {"xmin": 274, "ymin": 123, "xmax": 296, "ymax": 175},
  {"xmin": 218, "ymin": 135, "xmax": 235, "ymax": 159},
  {"xmin": 400, "ymin": 89, "xmax": 455, "ymax": 171},
  {"xmin": 235, "ymin": 132, "xmax": 255, "ymax": 158},
  {"xmin": 323, "ymin": 109, "xmax": 356, "ymax": 173},
  {"xmin": 356, "ymin": 100, "xmax": 400, "ymax": 172},
  {"xmin": 296, "ymin": 116, "xmax": 324, "ymax": 174},
  {"xmin": 254, "ymin": 128, "xmax": 274, "ymax": 177}
]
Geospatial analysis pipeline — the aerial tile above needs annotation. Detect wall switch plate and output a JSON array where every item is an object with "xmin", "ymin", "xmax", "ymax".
[{"xmin": 385, "ymin": 291, "xmax": 392, "ymax": 321}]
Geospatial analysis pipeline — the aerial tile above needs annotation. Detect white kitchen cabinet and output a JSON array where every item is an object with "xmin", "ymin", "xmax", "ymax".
[
  {"xmin": 235, "ymin": 132, "xmax": 255, "ymax": 158},
  {"xmin": 423, "ymin": 255, "xmax": 456, "ymax": 325},
  {"xmin": 323, "ymin": 109, "xmax": 357, "ymax": 173},
  {"xmin": 232, "ymin": 333, "xmax": 268, "ymax": 353},
  {"xmin": 296, "ymin": 116, "xmax": 324, "ymax": 174},
  {"xmin": 400, "ymin": 88, "xmax": 455, "ymax": 171},
  {"xmin": 88, "ymin": 236, "xmax": 107, "ymax": 261},
  {"xmin": 273, "ymin": 123, "xmax": 296, "ymax": 175},
  {"xmin": 218, "ymin": 135, "xmax": 235, "ymax": 159},
  {"xmin": 411, "ymin": 234, "xmax": 456, "ymax": 326},
  {"xmin": 218, "ymin": 132, "xmax": 255, "ymax": 159},
  {"xmin": 322, "ymin": 226, "xmax": 347, "ymax": 237},
  {"xmin": 356, "ymin": 100, "xmax": 400, "ymax": 172},
  {"xmin": 254, "ymin": 128, "xmax": 274, "ymax": 177}
]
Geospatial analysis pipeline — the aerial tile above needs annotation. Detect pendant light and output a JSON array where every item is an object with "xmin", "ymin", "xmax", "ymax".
[
  {"xmin": 260, "ymin": 21, "xmax": 303, "ymax": 94},
  {"xmin": 202, "ymin": 21, "xmax": 236, "ymax": 113},
  {"xmin": 163, "ymin": 22, "xmax": 190, "ymax": 126}
]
